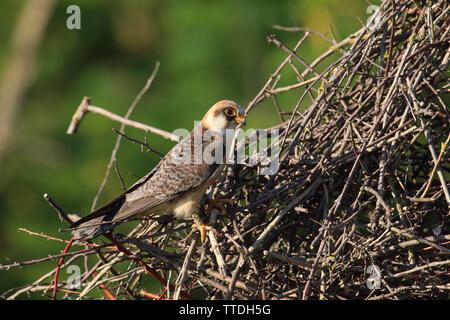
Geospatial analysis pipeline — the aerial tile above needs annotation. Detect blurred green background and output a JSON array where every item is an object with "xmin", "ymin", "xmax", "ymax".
[{"xmin": 0, "ymin": 0, "xmax": 369, "ymax": 298}]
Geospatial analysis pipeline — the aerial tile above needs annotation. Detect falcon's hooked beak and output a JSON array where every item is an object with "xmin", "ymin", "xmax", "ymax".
[{"xmin": 234, "ymin": 113, "xmax": 246, "ymax": 126}]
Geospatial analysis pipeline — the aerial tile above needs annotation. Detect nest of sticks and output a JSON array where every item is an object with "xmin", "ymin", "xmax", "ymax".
[{"xmin": 2, "ymin": 0, "xmax": 449, "ymax": 300}]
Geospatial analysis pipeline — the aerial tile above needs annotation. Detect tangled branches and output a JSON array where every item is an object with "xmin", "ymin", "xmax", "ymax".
[{"xmin": 2, "ymin": 0, "xmax": 449, "ymax": 300}]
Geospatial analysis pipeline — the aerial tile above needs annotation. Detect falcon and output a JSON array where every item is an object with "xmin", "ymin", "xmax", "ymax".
[{"xmin": 70, "ymin": 100, "xmax": 245, "ymax": 242}]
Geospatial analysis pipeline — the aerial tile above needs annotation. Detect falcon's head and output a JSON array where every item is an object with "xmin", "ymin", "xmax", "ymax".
[{"xmin": 202, "ymin": 100, "xmax": 246, "ymax": 133}]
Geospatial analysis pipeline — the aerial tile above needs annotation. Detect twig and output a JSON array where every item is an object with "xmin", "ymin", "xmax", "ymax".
[
  {"xmin": 88, "ymin": 62, "xmax": 169, "ymax": 210},
  {"xmin": 112, "ymin": 128, "xmax": 165, "ymax": 158},
  {"xmin": 173, "ymin": 237, "xmax": 197, "ymax": 300},
  {"xmin": 389, "ymin": 260, "xmax": 450, "ymax": 278},
  {"xmin": 52, "ymin": 237, "xmax": 74, "ymax": 300}
]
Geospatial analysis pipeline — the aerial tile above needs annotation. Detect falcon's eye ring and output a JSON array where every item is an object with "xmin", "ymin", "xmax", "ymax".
[{"xmin": 224, "ymin": 107, "xmax": 236, "ymax": 118}]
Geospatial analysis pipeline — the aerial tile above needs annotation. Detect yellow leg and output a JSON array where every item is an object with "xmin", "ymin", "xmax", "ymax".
[
  {"xmin": 191, "ymin": 197, "xmax": 230, "ymax": 243},
  {"xmin": 191, "ymin": 223, "xmax": 214, "ymax": 243}
]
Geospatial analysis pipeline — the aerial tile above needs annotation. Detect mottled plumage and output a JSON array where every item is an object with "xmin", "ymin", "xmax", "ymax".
[{"xmin": 71, "ymin": 100, "xmax": 245, "ymax": 240}]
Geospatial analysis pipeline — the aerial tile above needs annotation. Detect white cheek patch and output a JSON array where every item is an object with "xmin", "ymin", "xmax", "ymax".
[{"xmin": 204, "ymin": 113, "xmax": 228, "ymax": 132}]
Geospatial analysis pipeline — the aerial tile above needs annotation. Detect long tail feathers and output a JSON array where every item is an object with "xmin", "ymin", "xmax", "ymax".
[{"xmin": 70, "ymin": 195, "xmax": 126, "ymax": 240}]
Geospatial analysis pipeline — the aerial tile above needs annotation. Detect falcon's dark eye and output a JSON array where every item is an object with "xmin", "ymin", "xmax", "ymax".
[{"xmin": 224, "ymin": 107, "xmax": 236, "ymax": 118}]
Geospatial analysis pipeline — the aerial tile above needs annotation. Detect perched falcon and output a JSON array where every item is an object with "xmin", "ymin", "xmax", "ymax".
[{"xmin": 70, "ymin": 100, "xmax": 245, "ymax": 241}]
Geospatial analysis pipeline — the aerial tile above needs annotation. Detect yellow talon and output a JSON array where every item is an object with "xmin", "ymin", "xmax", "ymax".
[{"xmin": 192, "ymin": 223, "xmax": 213, "ymax": 243}]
